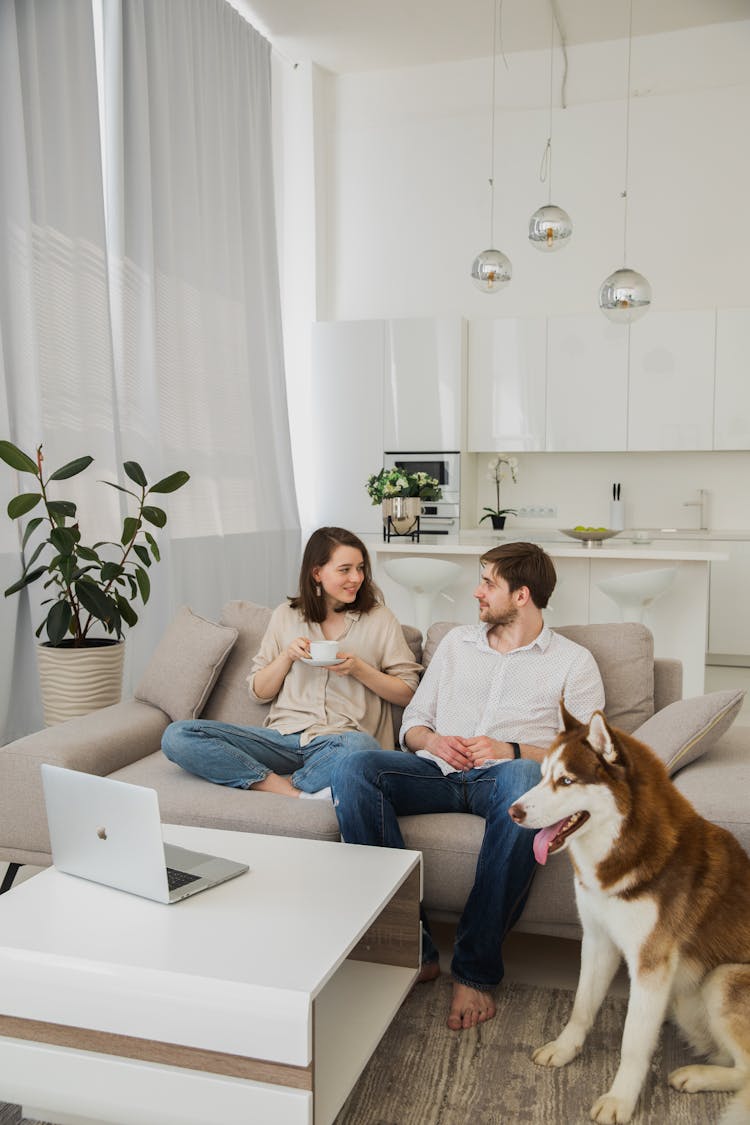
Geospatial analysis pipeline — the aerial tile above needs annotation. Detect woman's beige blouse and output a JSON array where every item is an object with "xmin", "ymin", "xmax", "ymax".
[{"xmin": 247, "ymin": 602, "xmax": 422, "ymax": 749}]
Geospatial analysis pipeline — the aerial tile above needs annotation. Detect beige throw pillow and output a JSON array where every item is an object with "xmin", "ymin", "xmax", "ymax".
[
  {"xmin": 632, "ymin": 689, "xmax": 745, "ymax": 775},
  {"xmin": 200, "ymin": 601, "xmax": 273, "ymax": 726},
  {"xmin": 134, "ymin": 606, "xmax": 238, "ymax": 721}
]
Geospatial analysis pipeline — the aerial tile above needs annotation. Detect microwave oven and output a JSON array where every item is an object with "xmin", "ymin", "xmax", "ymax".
[{"xmin": 383, "ymin": 451, "xmax": 460, "ymax": 534}]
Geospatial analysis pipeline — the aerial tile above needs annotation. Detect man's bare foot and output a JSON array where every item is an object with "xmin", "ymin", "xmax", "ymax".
[
  {"xmin": 416, "ymin": 960, "xmax": 441, "ymax": 984},
  {"xmin": 446, "ymin": 981, "xmax": 496, "ymax": 1031},
  {"xmin": 251, "ymin": 773, "xmax": 300, "ymax": 797}
]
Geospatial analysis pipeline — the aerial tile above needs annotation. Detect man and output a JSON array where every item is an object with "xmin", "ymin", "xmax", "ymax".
[{"xmin": 331, "ymin": 542, "xmax": 604, "ymax": 1031}]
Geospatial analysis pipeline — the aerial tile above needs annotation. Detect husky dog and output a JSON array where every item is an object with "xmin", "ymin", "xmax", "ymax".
[{"xmin": 509, "ymin": 705, "xmax": 750, "ymax": 1125}]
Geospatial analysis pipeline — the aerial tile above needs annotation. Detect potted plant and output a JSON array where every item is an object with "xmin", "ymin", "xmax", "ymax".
[
  {"xmin": 366, "ymin": 468, "xmax": 442, "ymax": 535},
  {"xmin": 1, "ymin": 439, "xmax": 189, "ymax": 724},
  {"xmin": 479, "ymin": 454, "xmax": 519, "ymax": 530}
]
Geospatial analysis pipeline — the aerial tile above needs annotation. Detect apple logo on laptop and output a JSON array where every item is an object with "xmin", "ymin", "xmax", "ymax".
[{"xmin": 96, "ymin": 826, "xmax": 108, "ymax": 840}]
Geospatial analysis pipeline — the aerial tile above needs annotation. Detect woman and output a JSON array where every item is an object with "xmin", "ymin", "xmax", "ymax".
[{"xmin": 162, "ymin": 527, "xmax": 421, "ymax": 797}]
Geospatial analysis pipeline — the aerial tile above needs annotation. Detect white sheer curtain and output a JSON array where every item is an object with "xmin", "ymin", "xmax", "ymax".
[{"xmin": 0, "ymin": 0, "xmax": 300, "ymax": 742}]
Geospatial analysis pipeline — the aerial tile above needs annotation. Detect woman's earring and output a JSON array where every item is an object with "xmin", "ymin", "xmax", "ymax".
[{"xmin": 315, "ymin": 583, "xmax": 322, "ymax": 598}]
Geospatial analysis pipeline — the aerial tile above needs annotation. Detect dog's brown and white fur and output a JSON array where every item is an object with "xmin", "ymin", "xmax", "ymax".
[{"xmin": 509, "ymin": 705, "xmax": 750, "ymax": 1124}]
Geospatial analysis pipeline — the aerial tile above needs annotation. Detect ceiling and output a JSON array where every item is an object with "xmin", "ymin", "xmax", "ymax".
[{"xmin": 233, "ymin": 0, "xmax": 749, "ymax": 74}]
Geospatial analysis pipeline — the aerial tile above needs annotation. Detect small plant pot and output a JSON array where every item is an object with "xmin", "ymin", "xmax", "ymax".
[{"xmin": 490, "ymin": 515, "xmax": 506, "ymax": 530}]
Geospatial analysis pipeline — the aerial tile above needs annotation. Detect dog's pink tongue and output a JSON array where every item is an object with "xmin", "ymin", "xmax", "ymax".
[{"xmin": 533, "ymin": 820, "xmax": 567, "ymax": 865}]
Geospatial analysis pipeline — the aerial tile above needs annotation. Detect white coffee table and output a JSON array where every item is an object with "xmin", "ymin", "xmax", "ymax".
[{"xmin": 0, "ymin": 826, "xmax": 422, "ymax": 1125}]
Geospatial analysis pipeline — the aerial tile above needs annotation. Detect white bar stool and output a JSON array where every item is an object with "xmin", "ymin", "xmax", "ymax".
[
  {"xmin": 596, "ymin": 566, "xmax": 679, "ymax": 624},
  {"xmin": 382, "ymin": 558, "xmax": 463, "ymax": 638}
]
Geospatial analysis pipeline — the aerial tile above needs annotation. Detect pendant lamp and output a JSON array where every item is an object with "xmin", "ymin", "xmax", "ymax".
[
  {"xmin": 470, "ymin": 0, "xmax": 511, "ymax": 293},
  {"xmin": 528, "ymin": 2, "xmax": 572, "ymax": 252},
  {"xmin": 598, "ymin": 0, "xmax": 651, "ymax": 321}
]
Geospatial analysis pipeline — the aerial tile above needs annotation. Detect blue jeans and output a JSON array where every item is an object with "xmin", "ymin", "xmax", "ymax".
[
  {"xmin": 331, "ymin": 750, "xmax": 541, "ymax": 991},
  {"xmin": 162, "ymin": 720, "xmax": 381, "ymax": 793}
]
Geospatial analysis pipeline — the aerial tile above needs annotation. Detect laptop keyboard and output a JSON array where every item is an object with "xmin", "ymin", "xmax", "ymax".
[{"xmin": 166, "ymin": 867, "xmax": 201, "ymax": 891}]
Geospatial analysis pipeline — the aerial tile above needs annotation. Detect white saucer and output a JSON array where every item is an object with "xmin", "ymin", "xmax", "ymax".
[
  {"xmin": 630, "ymin": 538, "xmax": 653, "ymax": 545},
  {"xmin": 301, "ymin": 656, "xmax": 344, "ymax": 667}
]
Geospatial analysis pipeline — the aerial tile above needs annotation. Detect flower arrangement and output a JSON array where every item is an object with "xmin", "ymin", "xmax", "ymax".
[
  {"xmin": 479, "ymin": 454, "xmax": 519, "ymax": 524},
  {"xmin": 366, "ymin": 468, "xmax": 442, "ymax": 505}
]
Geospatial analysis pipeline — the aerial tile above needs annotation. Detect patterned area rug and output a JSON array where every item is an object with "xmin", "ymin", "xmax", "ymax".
[{"xmin": 0, "ymin": 979, "xmax": 731, "ymax": 1125}]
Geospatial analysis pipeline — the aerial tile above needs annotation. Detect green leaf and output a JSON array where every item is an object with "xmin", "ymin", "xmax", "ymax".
[
  {"xmin": 116, "ymin": 595, "xmax": 138, "ymax": 628},
  {"xmin": 47, "ymin": 500, "xmax": 77, "ymax": 520},
  {"xmin": 135, "ymin": 566, "xmax": 150, "ymax": 604},
  {"xmin": 8, "ymin": 493, "xmax": 41, "ymax": 519},
  {"xmin": 74, "ymin": 579, "xmax": 117, "ymax": 624},
  {"xmin": 22, "ymin": 516, "xmax": 44, "ymax": 549},
  {"xmin": 101, "ymin": 562, "xmax": 124, "ymax": 582},
  {"xmin": 48, "ymin": 456, "xmax": 94, "ymax": 481},
  {"xmin": 123, "ymin": 461, "xmax": 148, "ymax": 487},
  {"xmin": 4, "ymin": 566, "xmax": 47, "ymax": 596},
  {"xmin": 101, "ymin": 481, "xmax": 139, "ymax": 499},
  {"xmin": 23, "ymin": 541, "xmax": 46, "ymax": 570},
  {"xmin": 133, "ymin": 544, "xmax": 151, "ymax": 567},
  {"xmin": 149, "ymin": 470, "xmax": 190, "ymax": 494},
  {"xmin": 141, "ymin": 505, "xmax": 166, "ymax": 528},
  {"xmin": 121, "ymin": 516, "xmax": 140, "ymax": 545},
  {"xmin": 46, "ymin": 600, "xmax": 72, "ymax": 645},
  {"xmin": 0, "ymin": 441, "xmax": 39, "ymax": 475},
  {"xmin": 57, "ymin": 555, "xmax": 77, "ymax": 584},
  {"xmin": 76, "ymin": 545, "xmax": 101, "ymax": 562},
  {"xmin": 49, "ymin": 526, "xmax": 77, "ymax": 556},
  {"xmin": 144, "ymin": 532, "xmax": 160, "ymax": 562}
]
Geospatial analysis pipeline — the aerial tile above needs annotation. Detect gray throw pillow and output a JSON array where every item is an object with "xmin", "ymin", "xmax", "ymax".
[
  {"xmin": 134, "ymin": 606, "xmax": 238, "ymax": 721},
  {"xmin": 632, "ymin": 688, "xmax": 745, "ymax": 775}
]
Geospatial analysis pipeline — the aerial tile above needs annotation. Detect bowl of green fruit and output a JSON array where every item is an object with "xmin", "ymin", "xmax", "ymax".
[{"xmin": 561, "ymin": 527, "xmax": 622, "ymax": 547}]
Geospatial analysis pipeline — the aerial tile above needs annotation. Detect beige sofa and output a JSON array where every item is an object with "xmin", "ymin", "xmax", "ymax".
[{"xmin": 1, "ymin": 602, "xmax": 747, "ymax": 939}]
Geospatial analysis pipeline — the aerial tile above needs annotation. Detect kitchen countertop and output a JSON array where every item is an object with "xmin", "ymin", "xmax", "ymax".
[{"xmin": 365, "ymin": 533, "xmax": 727, "ymax": 562}]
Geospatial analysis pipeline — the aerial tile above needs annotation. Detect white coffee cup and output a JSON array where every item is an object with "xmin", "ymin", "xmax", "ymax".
[
  {"xmin": 309, "ymin": 640, "xmax": 340, "ymax": 662},
  {"xmin": 633, "ymin": 529, "xmax": 650, "ymax": 541}
]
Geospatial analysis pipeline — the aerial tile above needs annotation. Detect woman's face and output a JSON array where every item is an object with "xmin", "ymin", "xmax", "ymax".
[{"xmin": 313, "ymin": 545, "xmax": 365, "ymax": 608}]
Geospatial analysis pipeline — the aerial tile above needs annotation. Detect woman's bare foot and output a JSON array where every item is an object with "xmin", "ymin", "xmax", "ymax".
[
  {"xmin": 416, "ymin": 960, "xmax": 441, "ymax": 984},
  {"xmin": 447, "ymin": 982, "xmax": 496, "ymax": 1031},
  {"xmin": 251, "ymin": 773, "xmax": 300, "ymax": 797}
]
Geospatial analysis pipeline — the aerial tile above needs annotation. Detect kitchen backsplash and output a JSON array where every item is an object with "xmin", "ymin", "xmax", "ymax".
[{"xmin": 468, "ymin": 450, "xmax": 750, "ymax": 532}]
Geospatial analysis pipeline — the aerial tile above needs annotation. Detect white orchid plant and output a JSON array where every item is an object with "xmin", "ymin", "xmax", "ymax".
[{"xmin": 479, "ymin": 454, "xmax": 519, "ymax": 524}]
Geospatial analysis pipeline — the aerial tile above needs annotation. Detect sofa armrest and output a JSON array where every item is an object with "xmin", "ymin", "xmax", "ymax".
[
  {"xmin": 0, "ymin": 700, "xmax": 169, "ymax": 865},
  {"xmin": 654, "ymin": 658, "xmax": 682, "ymax": 712}
]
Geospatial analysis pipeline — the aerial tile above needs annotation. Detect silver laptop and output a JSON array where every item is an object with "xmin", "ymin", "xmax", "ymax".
[{"xmin": 41, "ymin": 764, "xmax": 249, "ymax": 904}]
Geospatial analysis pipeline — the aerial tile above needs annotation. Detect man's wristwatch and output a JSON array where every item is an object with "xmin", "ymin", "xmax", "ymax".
[{"xmin": 510, "ymin": 741, "xmax": 521, "ymax": 759}]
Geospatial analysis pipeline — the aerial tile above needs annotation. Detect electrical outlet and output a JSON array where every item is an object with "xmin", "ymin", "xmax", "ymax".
[{"xmin": 517, "ymin": 506, "xmax": 558, "ymax": 518}]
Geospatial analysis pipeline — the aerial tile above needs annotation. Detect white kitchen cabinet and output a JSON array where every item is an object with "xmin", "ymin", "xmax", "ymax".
[
  {"xmin": 708, "ymin": 540, "xmax": 750, "ymax": 661},
  {"xmin": 467, "ymin": 317, "xmax": 547, "ymax": 451},
  {"xmin": 714, "ymin": 308, "xmax": 750, "ymax": 450},
  {"xmin": 628, "ymin": 310, "xmax": 715, "ymax": 450},
  {"xmin": 546, "ymin": 314, "xmax": 628, "ymax": 451},
  {"xmin": 383, "ymin": 318, "xmax": 465, "ymax": 450},
  {"xmin": 310, "ymin": 320, "xmax": 385, "ymax": 535}
]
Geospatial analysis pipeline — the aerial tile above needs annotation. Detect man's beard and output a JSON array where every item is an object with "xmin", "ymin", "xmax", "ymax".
[{"xmin": 481, "ymin": 604, "xmax": 518, "ymax": 627}]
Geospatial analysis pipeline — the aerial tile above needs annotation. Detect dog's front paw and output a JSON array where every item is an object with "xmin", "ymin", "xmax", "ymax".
[
  {"xmin": 532, "ymin": 1037, "xmax": 581, "ymax": 1068},
  {"xmin": 590, "ymin": 1095, "xmax": 634, "ymax": 1123}
]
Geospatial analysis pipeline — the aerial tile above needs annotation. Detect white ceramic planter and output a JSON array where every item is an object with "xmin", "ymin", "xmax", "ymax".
[{"xmin": 37, "ymin": 640, "xmax": 125, "ymax": 727}]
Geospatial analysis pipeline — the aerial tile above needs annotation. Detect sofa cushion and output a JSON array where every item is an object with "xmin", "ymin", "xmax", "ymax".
[
  {"xmin": 423, "ymin": 621, "xmax": 655, "ymax": 733},
  {"xmin": 201, "ymin": 601, "xmax": 274, "ymax": 726},
  {"xmin": 134, "ymin": 606, "xmax": 238, "ymax": 721},
  {"xmin": 632, "ymin": 688, "xmax": 745, "ymax": 775}
]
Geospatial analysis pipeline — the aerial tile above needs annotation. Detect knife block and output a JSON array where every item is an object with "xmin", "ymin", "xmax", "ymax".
[{"xmin": 609, "ymin": 499, "xmax": 625, "ymax": 531}]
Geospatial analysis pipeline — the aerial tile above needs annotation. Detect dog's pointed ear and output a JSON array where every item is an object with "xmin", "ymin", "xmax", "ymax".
[
  {"xmin": 559, "ymin": 699, "xmax": 583, "ymax": 733},
  {"xmin": 586, "ymin": 711, "xmax": 619, "ymax": 764}
]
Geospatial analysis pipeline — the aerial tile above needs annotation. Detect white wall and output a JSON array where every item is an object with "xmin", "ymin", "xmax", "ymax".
[{"xmin": 274, "ymin": 18, "xmax": 750, "ymax": 533}]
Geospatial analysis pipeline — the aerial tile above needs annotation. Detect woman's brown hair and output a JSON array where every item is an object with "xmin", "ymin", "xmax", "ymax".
[{"xmin": 289, "ymin": 527, "xmax": 382, "ymax": 623}]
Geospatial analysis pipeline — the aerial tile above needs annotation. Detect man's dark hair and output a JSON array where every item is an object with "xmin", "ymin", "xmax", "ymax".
[{"xmin": 479, "ymin": 542, "xmax": 557, "ymax": 609}]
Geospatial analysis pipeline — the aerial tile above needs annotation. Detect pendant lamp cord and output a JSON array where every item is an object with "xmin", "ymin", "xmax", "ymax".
[
  {"xmin": 622, "ymin": 0, "xmax": 634, "ymax": 265},
  {"xmin": 539, "ymin": 0, "xmax": 568, "ymax": 203},
  {"xmin": 488, "ymin": 0, "xmax": 499, "ymax": 245}
]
